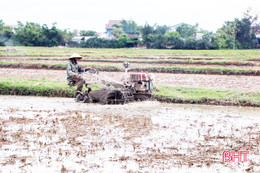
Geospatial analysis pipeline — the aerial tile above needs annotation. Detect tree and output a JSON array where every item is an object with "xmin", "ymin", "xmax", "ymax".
[
  {"xmin": 80, "ymin": 30, "xmax": 96, "ymax": 36},
  {"xmin": 120, "ymin": 19, "xmax": 140, "ymax": 34},
  {"xmin": 112, "ymin": 28, "xmax": 123, "ymax": 38},
  {"xmin": 176, "ymin": 23, "xmax": 196, "ymax": 39},
  {"xmin": 213, "ymin": 9, "xmax": 258, "ymax": 49},
  {"xmin": 212, "ymin": 29, "xmax": 233, "ymax": 49},
  {"xmin": 41, "ymin": 23, "xmax": 65, "ymax": 47},
  {"xmin": 196, "ymin": 30, "xmax": 214, "ymax": 49},
  {"xmin": 184, "ymin": 38, "xmax": 197, "ymax": 49},
  {"xmin": 148, "ymin": 25, "xmax": 169, "ymax": 49},
  {"xmin": 165, "ymin": 31, "xmax": 183, "ymax": 49},
  {"xmin": 80, "ymin": 37, "xmax": 121, "ymax": 48},
  {"xmin": 118, "ymin": 34, "xmax": 128, "ymax": 48},
  {"xmin": 62, "ymin": 29, "xmax": 76, "ymax": 46},
  {"xmin": 0, "ymin": 20, "xmax": 14, "ymax": 46},
  {"xmin": 14, "ymin": 21, "xmax": 68, "ymax": 47},
  {"xmin": 149, "ymin": 34, "xmax": 167, "ymax": 49},
  {"xmin": 14, "ymin": 21, "xmax": 43, "ymax": 46},
  {"xmin": 140, "ymin": 23, "xmax": 154, "ymax": 48},
  {"xmin": 126, "ymin": 36, "xmax": 140, "ymax": 47},
  {"xmin": 235, "ymin": 11, "xmax": 257, "ymax": 49},
  {"xmin": 154, "ymin": 25, "xmax": 170, "ymax": 35}
]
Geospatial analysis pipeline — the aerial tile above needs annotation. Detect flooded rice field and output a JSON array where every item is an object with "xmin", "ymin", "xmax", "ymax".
[{"xmin": 0, "ymin": 96, "xmax": 260, "ymax": 172}]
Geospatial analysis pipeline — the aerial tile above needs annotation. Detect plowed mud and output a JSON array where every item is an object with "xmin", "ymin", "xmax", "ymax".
[{"xmin": 0, "ymin": 96, "xmax": 259, "ymax": 172}]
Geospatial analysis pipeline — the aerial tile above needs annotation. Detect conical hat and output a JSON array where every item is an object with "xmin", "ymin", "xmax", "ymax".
[{"xmin": 69, "ymin": 53, "xmax": 82, "ymax": 59}]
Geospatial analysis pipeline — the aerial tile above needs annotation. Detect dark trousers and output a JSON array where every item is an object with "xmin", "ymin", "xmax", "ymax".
[{"xmin": 69, "ymin": 75, "xmax": 85, "ymax": 92}]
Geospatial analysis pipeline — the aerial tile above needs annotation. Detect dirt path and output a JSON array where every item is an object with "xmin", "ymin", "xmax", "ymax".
[
  {"xmin": 0, "ymin": 96, "xmax": 259, "ymax": 172},
  {"xmin": 1, "ymin": 68, "xmax": 260, "ymax": 92}
]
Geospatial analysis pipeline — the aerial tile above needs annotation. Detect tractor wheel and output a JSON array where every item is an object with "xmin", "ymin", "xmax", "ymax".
[{"xmin": 107, "ymin": 90, "xmax": 125, "ymax": 105}]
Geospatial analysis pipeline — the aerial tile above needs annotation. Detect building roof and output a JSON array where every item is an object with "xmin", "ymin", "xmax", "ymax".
[
  {"xmin": 4, "ymin": 24, "xmax": 18, "ymax": 28},
  {"xmin": 126, "ymin": 34, "xmax": 138, "ymax": 38},
  {"xmin": 105, "ymin": 20, "xmax": 122, "ymax": 30}
]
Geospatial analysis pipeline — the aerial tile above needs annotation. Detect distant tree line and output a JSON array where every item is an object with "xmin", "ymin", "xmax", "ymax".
[
  {"xmin": 0, "ymin": 21, "xmax": 76, "ymax": 47},
  {"xmin": 0, "ymin": 10, "xmax": 259, "ymax": 49}
]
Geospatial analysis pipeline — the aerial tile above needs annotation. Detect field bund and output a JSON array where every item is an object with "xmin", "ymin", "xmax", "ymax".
[{"xmin": 0, "ymin": 47, "xmax": 259, "ymax": 107}]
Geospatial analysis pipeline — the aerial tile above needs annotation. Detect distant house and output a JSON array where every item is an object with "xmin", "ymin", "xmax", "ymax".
[
  {"xmin": 125, "ymin": 34, "xmax": 139, "ymax": 38},
  {"xmin": 4, "ymin": 24, "xmax": 17, "ymax": 28},
  {"xmin": 251, "ymin": 26, "xmax": 260, "ymax": 48},
  {"xmin": 71, "ymin": 36, "xmax": 85, "ymax": 43},
  {"xmin": 71, "ymin": 32, "xmax": 107, "ymax": 44},
  {"xmin": 105, "ymin": 20, "xmax": 122, "ymax": 37}
]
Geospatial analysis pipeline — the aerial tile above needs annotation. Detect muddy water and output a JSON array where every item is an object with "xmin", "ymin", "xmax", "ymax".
[{"xmin": 0, "ymin": 96, "xmax": 259, "ymax": 172}]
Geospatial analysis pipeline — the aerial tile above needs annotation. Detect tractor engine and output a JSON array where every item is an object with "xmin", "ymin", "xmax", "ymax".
[{"xmin": 128, "ymin": 73, "xmax": 154, "ymax": 100}]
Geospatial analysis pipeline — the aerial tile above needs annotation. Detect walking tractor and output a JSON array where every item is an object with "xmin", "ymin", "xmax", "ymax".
[{"xmin": 74, "ymin": 62, "xmax": 154, "ymax": 104}]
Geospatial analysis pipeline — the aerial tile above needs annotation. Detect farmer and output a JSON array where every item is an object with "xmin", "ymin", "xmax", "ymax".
[{"xmin": 66, "ymin": 53, "xmax": 91, "ymax": 94}]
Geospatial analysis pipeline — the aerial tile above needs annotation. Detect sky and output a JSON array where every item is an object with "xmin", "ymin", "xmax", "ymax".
[{"xmin": 1, "ymin": 0, "xmax": 259, "ymax": 33}]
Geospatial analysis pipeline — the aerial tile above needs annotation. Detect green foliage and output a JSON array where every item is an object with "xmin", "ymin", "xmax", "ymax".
[
  {"xmin": 176, "ymin": 23, "xmax": 196, "ymax": 39},
  {"xmin": 235, "ymin": 16, "xmax": 257, "ymax": 49},
  {"xmin": 41, "ymin": 23, "xmax": 65, "ymax": 47},
  {"xmin": 154, "ymin": 85, "xmax": 260, "ymax": 105},
  {"xmin": 154, "ymin": 25, "xmax": 170, "ymax": 35},
  {"xmin": 112, "ymin": 28, "xmax": 123, "ymax": 38},
  {"xmin": 149, "ymin": 34, "xmax": 167, "ymax": 49},
  {"xmin": 212, "ymin": 29, "xmax": 233, "ymax": 49},
  {"xmin": 0, "ymin": 20, "xmax": 14, "ymax": 46},
  {"xmin": 140, "ymin": 23, "xmax": 154, "ymax": 48},
  {"xmin": 126, "ymin": 36, "xmax": 140, "ymax": 47},
  {"xmin": 120, "ymin": 19, "xmax": 140, "ymax": 34},
  {"xmin": 165, "ymin": 31, "xmax": 184, "ymax": 49},
  {"xmin": 13, "ymin": 21, "xmax": 66, "ymax": 47},
  {"xmin": 80, "ymin": 30, "xmax": 96, "ymax": 36},
  {"xmin": 196, "ymin": 39, "xmax": 213, "ymax": 50},
  {"xmin": 184, "ymin": 38, "xmax": 197, "ymax": 49},
  {"xmin": 140, "ymin": 24, "xmax": 170, "ymax": 49},
  {"xmin": 0, "ymin": 78, "xmax": 75, "ymax": 97},
  {"xmin": 212, "ymin": 9, "xmax": 258, "ymax": 49},
  {"xmin": 80, "ymin": 37, "xmax": 120, "ymax": 48},
  {"xmin": 118, "ymin": 34, "xmax": 128, "ymax": 48}
]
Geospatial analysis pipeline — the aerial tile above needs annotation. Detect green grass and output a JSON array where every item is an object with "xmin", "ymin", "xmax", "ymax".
[
  {"xmin": 0, "ymin": 78, "xmax": 100, "ymax": 97},
  {"xmin": 0, "ymin": 78, "xmax": 259, "ymax": 106},
  {"xmin": 154, "ymin": 84, "xmax": 260, "ymax": 105}
]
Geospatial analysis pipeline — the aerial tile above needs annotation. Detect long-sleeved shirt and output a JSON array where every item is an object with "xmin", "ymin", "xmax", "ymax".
[{"xmin": 66, "ymin": 60, "xmax": 84, "ymax": 81}]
